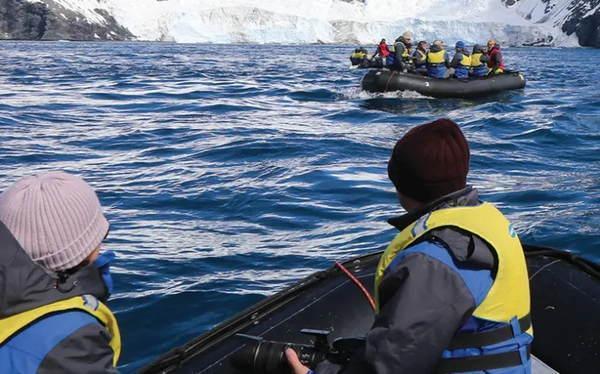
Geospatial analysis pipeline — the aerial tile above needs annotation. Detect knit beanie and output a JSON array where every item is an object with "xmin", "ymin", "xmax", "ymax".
[
  {"xmin": 0, "ymin": 171, "xmax": 109, "ymax": 271},
  {"xmin": 388, "ymin": 119, "xmax": 470, "ymax": 203}
]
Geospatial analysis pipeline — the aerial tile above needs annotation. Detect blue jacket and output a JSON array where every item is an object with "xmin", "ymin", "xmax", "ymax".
[{"xmin": 0, "ymin": 223, "xmax": 116, "ymax": 374}]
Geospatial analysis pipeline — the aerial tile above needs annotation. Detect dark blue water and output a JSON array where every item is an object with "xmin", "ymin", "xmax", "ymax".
[{"xmin": 0, "ymin": 42, "xmax": 598, "ymax": 371}]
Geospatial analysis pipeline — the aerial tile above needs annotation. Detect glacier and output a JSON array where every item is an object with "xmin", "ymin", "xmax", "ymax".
[{"xmin": 20, "ymin": 0, "xmax": 589, "ymax": 46}]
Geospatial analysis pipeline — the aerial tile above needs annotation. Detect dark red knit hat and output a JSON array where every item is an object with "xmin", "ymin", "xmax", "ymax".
[{"xmin": 388, "ymin": 119, "xmax": 470, "ymax": 202}]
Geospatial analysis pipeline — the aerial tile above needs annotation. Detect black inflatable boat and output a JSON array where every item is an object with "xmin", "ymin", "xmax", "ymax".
[
  {"xmin": 361, "ymin": 69, "xmax": 526, "ymax": 98},
  {"xmin": 143, "ymin": 245, "xmax": 599, "ymax": 373},
  {"xmin": 350, "ymin": 59, "xmax": 382, "ymax": 69}
]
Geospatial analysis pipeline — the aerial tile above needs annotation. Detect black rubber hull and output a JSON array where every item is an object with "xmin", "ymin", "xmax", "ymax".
[
  {"xmin": 350, "ymin": 59, "xmax": 381, "ymax": 69},
  {"xmin": 361, "ymin": 69, "xmax": 526, "ymax": 98},
  {"xmin": 143, "ymin": 246, "xmax": 599, "ymax": 374}
]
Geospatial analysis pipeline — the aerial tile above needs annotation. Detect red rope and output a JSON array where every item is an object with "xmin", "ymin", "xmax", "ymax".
[{"xmin": 335, "ymin": 261, "xmax": 376, "ymax": 313}]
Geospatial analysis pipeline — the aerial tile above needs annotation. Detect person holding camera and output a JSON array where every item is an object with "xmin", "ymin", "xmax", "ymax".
[{"xmin": 286, "ymin": 119, "xmax": 532, "ymax": 374}]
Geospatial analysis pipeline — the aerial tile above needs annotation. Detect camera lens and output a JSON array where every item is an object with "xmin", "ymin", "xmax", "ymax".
[
  {"xmin": 232, "ymin": 340, "xmax": 327, "ymax": 374},
  {"xmin": 232, "ymin": 341, "xmax": 291, "ymax": 374}
]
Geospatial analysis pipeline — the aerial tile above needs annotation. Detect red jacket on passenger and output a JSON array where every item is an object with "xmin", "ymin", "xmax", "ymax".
[
  {"xmin": 377, "ymin": 42, "xmax": 390, "ymax": 58},
  {"xmin": 487, "ymin": 45, "xmax": 505, "ymax": 71}
]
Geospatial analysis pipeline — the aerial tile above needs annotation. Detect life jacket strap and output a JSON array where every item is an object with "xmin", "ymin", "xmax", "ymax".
[
  {"xmin": 436, "ymin": 345, "xmax": 531, "ymax": 373},
  {"xmin": 448, "ymin": 314, "xmax": 531, "ymax": 350}
]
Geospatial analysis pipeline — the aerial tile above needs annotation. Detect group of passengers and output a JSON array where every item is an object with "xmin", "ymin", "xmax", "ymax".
[{"xmin": 350, "ymin": 31, "xmax": 505, "ymax": 79}]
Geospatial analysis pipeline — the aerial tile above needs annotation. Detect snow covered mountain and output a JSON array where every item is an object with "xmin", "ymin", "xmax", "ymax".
[{"xmin": 1, "ymin": 0, "xmax": 598, "ymax": 47}]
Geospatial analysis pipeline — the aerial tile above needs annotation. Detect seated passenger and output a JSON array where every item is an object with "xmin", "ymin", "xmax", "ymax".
[
  {"xmin": 0, "ymin": 172, "xmax": 120, "ymax": 373},
  {"xmin": 412, "ymin": 40, "xmax": 429, "ymax": 74},
  {"xmin": 386, "ymin": 45, "xmax": 397, "ymax": 68},
  {"xmin": 350, "ymin": 47, "xmax": 369, "ymax": 66},
  {"xmin": 392, "ymin": 31, "xmax": 413, "ymax": 71},
  {"xmin": 486, "ymin": 39, "xmax": 505, "ymax": 74},
  {"xmin": 426, "ymin": 40, "xmax": 450, "ymax": 79},
  {"xmin": 372, "ymin": 39, "xmax": 391, "ymax": 67},
  {"xmin": 286, "ymin": 119, "xmax": 534, "ymax": 374},
  {"xmin": 450, "ymin": 41, "xmax": 471, "ymax": 79},
  {"xmin": 470, "ymin": 44, "xmax": 490, "ymax": 77}
]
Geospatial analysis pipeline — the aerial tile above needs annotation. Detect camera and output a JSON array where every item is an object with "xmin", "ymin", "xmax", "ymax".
[{"xmin": 232, "ymin": 329, "xmax": 364, "ymax": 374}]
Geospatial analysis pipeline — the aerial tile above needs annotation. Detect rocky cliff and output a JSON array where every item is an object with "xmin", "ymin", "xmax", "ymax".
[
  {"xmin": 505, "ymin": 0, "xmax": 600, "ymax": 47},
  {"xmin": 562, "ymin": 1, "xmax": 600, "ymax": 47},
  {"xmin": 0, "ymin": 0, "xmax": 133, "ymax": 40}
]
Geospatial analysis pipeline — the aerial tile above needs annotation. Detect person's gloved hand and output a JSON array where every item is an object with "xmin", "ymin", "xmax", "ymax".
[{"xmin": 285, "ymin": 348, "xmax": 315, "ymax": 374}]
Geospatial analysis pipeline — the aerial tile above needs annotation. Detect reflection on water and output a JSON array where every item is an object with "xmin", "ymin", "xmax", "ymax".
[{"xmin": 0, "ymin": 42, "xmax": 598, "ymax": 371}]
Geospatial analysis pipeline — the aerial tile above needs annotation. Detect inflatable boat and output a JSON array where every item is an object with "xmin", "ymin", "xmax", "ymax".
[
  {"xmin": 350, "ymin": 60, "xmax": 382, "ymax": 69},
  {"xmin": 142, "ymin": 245, "xmax": 599, "ymax": 373},
  {"xmin": 361, "ymin": 69, "xmax": 526, "ymax": 98}
]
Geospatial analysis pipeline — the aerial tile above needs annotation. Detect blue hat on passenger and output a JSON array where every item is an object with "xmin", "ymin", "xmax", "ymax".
[{"xmin": 455, "ymin": 41, "xmax": 465, "ymax": 49}]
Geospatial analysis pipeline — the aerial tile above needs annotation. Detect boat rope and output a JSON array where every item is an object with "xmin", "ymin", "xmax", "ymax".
[
  {"xmin": 524, "ymin": 245, "xmax": 599, "ymax": 279},
  {"xmin": 384, "ymin": 71, "xmax": 396, "ymax": 93},
  {"xmin": 335, "ymin": 261, "xmax": 376, "ymax": 312}
]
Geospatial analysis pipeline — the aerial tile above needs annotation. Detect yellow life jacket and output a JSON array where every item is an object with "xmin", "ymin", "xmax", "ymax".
[
  {"xmin": 401, "ymin": 47, "xmax": 410, "ymax": 59},
  {"xmin": 427, "ymin": 49, "xmax": 446, "ymax": 64},
  {"xmin": 374, "ymin": 203, "xmax": 532, "ymax": 334},
  {"xmin": 460, "ymin": 54, "xmax": 471, "ymax": 68},
  {"xmin": 471, "ymin": 52, "xmax": 485, "ymax": 67},
  {"xmin": 0, "ymin": 295, "xmax": 121, "ymax": 365},
  {"xmin": 351, "ymin": 52, "xmax": 367, "ymax": 59},
  {"xmin": 415, "ymin": 49, "xmax": 426, "ymax": 63}
]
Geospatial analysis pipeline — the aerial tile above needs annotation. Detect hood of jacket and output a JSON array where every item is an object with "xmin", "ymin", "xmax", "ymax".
[
  {"xmin": 430, "ymin": 44, "xmax": 445, "ymax": 53},
  {"xmin": 388, "ymin": 187, "xmax": 480, "ymax": 231},
  {"xmin": 489, "ymin": 45, "xmax": 501, "ymax": 53},
  {"xmin": 0, "ymin": 221, "xmax": 108, "ymax": 318},
  {"xmin": 387, "ymin": 187, "xmax": 495, "ymax": 270}
]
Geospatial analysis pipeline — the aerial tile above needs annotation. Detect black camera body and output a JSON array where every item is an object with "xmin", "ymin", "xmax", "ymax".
[{"xmin": 232, "ymin": 329, "xmax": 364, "ymax": 374}]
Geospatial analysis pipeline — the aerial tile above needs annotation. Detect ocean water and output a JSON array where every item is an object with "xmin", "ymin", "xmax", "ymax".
[{"xmin": 0, "ymin": 42, "xmax": 598, "ymax": 371}]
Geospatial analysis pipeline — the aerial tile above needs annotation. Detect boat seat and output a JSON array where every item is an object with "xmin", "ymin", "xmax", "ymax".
[{"xmin": 532, "ymin": 354, "xmax": 558, "ymax": 374}]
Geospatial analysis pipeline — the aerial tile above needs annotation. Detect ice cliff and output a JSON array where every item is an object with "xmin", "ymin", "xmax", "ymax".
[{"xmin": 1, "ymin": 0, "xmax": 598, "ymax": 47}]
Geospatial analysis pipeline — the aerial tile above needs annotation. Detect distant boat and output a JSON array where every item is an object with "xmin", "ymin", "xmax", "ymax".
[{"xmin": 361, "ymin": 69, "xmax": 526, "ymax": 99}]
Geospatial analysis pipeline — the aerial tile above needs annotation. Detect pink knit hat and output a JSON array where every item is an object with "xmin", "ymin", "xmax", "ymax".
[{"xmin": 0, "ymin": 171, "xmax": 109, "ymax": 271}]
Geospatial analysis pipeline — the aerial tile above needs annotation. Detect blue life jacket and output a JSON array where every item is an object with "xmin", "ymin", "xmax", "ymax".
[
  {"xmin": 386, "ymin": 54, "xmax": 396, "ymax": 67},
  {"xmin": 0, "ymin": 310, "xmax": 105, "ymax": 372},
  {"xmin": 454, "ymin": 67, "xmax": 469, "ymax": 79},
  {"xmin": 454, "ymin": 53, "xmax": 471, "ymax": 79},
  {"xmin": 470, "ymin": 52, "xmax": 489, "ymax": 77},
  {"xmin": 387, "ymin": 241, "xmax": 532, "ymax": 373},
  {"xmin": 471, "ymin": 65, "xmax": 489, "ymax": 77},
  {"xmin": 426, "ymin": 50, "xmax": 448, "ymax": 79},
  {"xmin": 0, "ymin": 223, "xmax": 120, "ymax": 373},
  {"xmin": 427, "ymin": 65, "xmax": 446, "ymax": 79}
]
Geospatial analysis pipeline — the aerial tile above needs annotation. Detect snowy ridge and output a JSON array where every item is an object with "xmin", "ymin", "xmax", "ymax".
[
  {"xmin": 506, "ymin": 0, "xmax": 576, "ymax": 26},
  {"xmin": 507, "ymin": 0, "xmax": 600, "ymax": 26},
  {"xmin": 24, "ymin": 0, "xmax": 584, "ymax": 46}
]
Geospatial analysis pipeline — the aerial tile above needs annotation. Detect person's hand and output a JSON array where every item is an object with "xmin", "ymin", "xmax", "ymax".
[{"xmin": 285, "ymin": 348, "xmax": 312, "ymax": 374}]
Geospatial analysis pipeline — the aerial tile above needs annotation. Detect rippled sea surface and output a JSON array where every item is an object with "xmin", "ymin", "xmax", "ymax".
[{"xmin": 0, "ymin": 42, "xmax": 598, "ymax": 370}]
